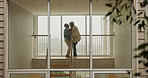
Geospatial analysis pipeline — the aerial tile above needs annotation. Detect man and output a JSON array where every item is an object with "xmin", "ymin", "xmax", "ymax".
[{"xmin": 69, "ymin": 21, "xmax": 81, "ymax": 57}]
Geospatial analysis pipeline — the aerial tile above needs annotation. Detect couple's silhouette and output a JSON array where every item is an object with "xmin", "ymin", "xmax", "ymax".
[{"xmin": 64, "ymin": 21, "xmax": 81, "ymax": 58}]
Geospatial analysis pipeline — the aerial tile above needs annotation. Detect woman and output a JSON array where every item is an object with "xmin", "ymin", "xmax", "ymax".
[{"xmin": 64, "ymin": 23, "xmax": 72, "ymax": 58}]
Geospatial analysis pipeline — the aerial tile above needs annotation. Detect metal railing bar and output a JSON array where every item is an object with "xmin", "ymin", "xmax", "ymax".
[
  {"xmin": 32, "ymin": 34, "xmax": 115, "ymax": 37},
  {"xmin": 33, "ymin": 34, "xmax": 113, "ymax": 57},
  {"xmin": 8, "ymin": 69, "xmax": 132, "ymax": 73},
  {"xmin": 32, "ymin": 35, "xmax": 48, "ymax": 36}
]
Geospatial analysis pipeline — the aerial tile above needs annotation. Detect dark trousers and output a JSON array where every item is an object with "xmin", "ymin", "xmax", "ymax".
[{"xmin": 73, "ymin": 42, "xmax": 78, "ymax": 56}]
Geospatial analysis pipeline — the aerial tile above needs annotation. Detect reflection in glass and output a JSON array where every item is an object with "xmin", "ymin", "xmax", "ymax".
[
  {"xmin": 50, "ymin": 0, "xmax": 90, "ymax": 69},
  {"xmin": 62, "ymin": 16, "xmax": 86, "ymax": 56},
  {"xmin": 10, "ymin": 73, "xmax": 46, "ymax": 78},
  {"xmin": 50, "ymin": 16, "xmax": 61, "ymax": 55},
  {"xmin": 50, "ymin": 71, "xmax": 89, "ymax": 78},
  {"xmin": 92, "ymin": 0, "xmax": 132, "ymax": 68},
  {"xmin": 8, "ymin": 0, "xmax": 132, "ymax": 70},
  {"xmin": 94, "ymin": 73, "xmax": 130, "ymax": 78}
]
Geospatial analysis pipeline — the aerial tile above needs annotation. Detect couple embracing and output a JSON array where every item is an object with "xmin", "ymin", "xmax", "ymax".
[{"xmin": 64, "ymin": 21, "xmax": 81, "ymax": 58}]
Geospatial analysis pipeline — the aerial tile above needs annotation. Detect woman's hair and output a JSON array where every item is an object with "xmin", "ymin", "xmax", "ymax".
[{"xmin": 64, "ymin": 23, "xmax": 69, "ymax": 28}]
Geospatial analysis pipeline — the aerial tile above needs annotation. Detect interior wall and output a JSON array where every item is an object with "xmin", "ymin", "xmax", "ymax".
[
  {"xmin": 113, "ymin": 20, "xmax": 132, "ymax": 68},
  {"xmin": 8, "ymin": 1, "xmax": 33, "ymax": 68},
  {"xmin": 33, "ymin": 16, "xmax": 38, "ymax": 58}
]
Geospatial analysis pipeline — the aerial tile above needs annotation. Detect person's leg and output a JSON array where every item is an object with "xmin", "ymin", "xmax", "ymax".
[
  {"xmin": 73, "ymin": 42, "xmax": 78, "ymax": 56},
  {"xmin": 66, "ymin": 40, "xmax": 72, "ymax": 57},
  {"xmin": 65, "ymin": 39, "xmax": 71, "ymax": 57}
]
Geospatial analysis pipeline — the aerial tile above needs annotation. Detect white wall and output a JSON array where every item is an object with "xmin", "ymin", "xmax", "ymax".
[
  {"xmin": 9, "ymin": 1, "xmax": 33, "ymax": 69},
  {"xmin": 113, "ymin": 21, "xmax": 132, "ymax": 68},
  {"xmin": 33, "ymin": 16, "xmax": 38, "ymax": 58}
]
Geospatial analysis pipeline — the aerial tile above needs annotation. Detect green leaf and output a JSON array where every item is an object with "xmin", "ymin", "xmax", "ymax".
[
  {"xmin": 118, "ymin": 0, "xmax": 123, "ymax": 4},
  {"xmin": 113, "ymin": 18, "xmax": 118, "ymax": 24},
  {"xmin": 134, "ymin": 73, "xmax": 141, "ymax": 76},
  {"xmin": 138, "ymin": 12, "xmax": 143, "ymax": 16},
  {"xmin": 127, "ymin": 5, "xmax": 131, "ymax": 9},
  {"xmin": 116, "ymin": 8, "xmax": 120, "ymax": 15},
  {"xmin": 136, "ymin": 43, "xmax": 148, "ymax": 50},
  {"xmin": 133, "ymin": 6, "xmax": 137, "ymax": 14},
  {"xmin": 146, "ymin": 70, "xmax": 148, "ymax": 72},
  {"xmin": 106, "ymin": 0, "xmax": 112, "ymax": 2},
  {"xmin": 144, "ymin": 62, "xmax": 148, "ymax": 67},
  {"xmin": 125, "ymin": 3, "xmax": 128, "ymax": 10},
  {"xmin": 140, "ymin": 51, "xmax": 148, "ymax": 59},
  {"xmin": 117, "ymin": 14, "xmax": 122, "ymax": 18},
  {"xmin": 139, "ymin": 60, "xmax": 144, "ymax": 64},
  {"xmin": 105, "ymin": 3, "xmax": 113, "ymax": 7},
  {"xmin": 134, "ymin": 55, "xmax": 141, "ymax": 58},
  {"xmin": 142, "ymin": 0, "xmax": 148, "ymax": 7},
  {"xmin": 129, "ymin": 11, "xmax": 132, "ymax": 15},
  {"xmin": 126, "ymin": 15, "xmax": 130, "ymax": 21},
  {"xmin": 130, "ymin": 17, "xmax": 133, "ymax": 24},
  {"xmin": 119, "ymin": 20, "xmax": 122, "ymax": 25},
  {"xmin": 142, "ymin": 20, "xmax": 146, "ymax": 26},
  {"xmin": 134, "ymin": 20, "xmax": 140, "ymax": 26},
  {"xmin": 140, "ymin": 2, "xmax": 143, "ymax": 8},
  {"xmin": 144, "ymin": 12, "xmax": 148, "ymax": 21},
  {"xmin": 105, "ymin": 11, "xmax": 113, "ymax": 18},
  {"xmin": 120, "ymin": 5, "xmax": 124, "ymax": 11},
  {"xmin": 138, "ymin": 24, "xmax": 143, "ymax": 31},
  {"xmin": 139, "ymin": 20, "xmax": 146, "ymax": 30}
]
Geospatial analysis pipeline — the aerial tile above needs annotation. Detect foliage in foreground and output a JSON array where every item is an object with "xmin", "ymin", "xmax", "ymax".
[{"xmin": 105, "ymin": 0, "xmax": 148, "ymax": 76}]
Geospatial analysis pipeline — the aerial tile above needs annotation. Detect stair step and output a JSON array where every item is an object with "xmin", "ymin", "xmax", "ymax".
[
  {"xmin": 51, "ymin": 64, "xmax": 71, "ymax": 66},
  {"xmin": 51, "ymin": 64, "xmax": 71, "ymax": 68},
  {"xmin": 50, "ymin": 74, "xmax": 71, "ymax": 76}
]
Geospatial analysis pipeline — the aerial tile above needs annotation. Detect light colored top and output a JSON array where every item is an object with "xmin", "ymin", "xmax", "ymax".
[{"xmin": 71, "ymin": 26, "xmax": 81, "ymax": 42}]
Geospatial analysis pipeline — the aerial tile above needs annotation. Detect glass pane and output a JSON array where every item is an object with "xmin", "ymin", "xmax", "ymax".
[
  {"xmin": 94, "ymin": 73, "xmax": 130, "ymax": 78},
  {"xmin": 8, "ymin": 0, "xmax": 48, "ymax": 69},
  {"xmin": 50, "ymin": 0, "xmax": 90, "ymax": 69},
  {"xmin": 50, "ymin": 71, "xmax": 89, "ymax": 78},
  {"xmin": 37, "ymin": 16, "xmax": 48, "ymax": 57},
  {"xmin": 92, "ymin": 0, "xmax": 132, "ymax": 68},
  {"xmin": 10, "ymin": 73, "xmax": 46, "ymax": 78},
  {"xmin": 62, "ymin": 16, "xmax": 86, "ymax": 56},
  {"xmin": 50, "ymin": 16, "xmax": 61, "ymax": 55}
]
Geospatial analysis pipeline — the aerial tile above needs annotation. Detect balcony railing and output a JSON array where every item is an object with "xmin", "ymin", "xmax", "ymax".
[{"xmin": 32, "ymin": 34, "xmax": 114, "ymax": 58}]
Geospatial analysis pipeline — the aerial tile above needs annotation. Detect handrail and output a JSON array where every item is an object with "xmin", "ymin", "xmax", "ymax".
[
  {"xmin": 32, "ymin": 34, "xmax": 115, "ymax": 37},
  {"xmin": 32, "ymin": 35, "xmax": 48, "ymax": 36},
  {"xmin": 81, "ymin": 34, "xmax": 114, "ymax": 36},
  {"xmin": 32, "ymin": 34, "xmax": 114, "ymax": 57}
]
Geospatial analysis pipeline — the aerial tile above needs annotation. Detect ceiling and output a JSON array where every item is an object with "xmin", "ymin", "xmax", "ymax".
[{"xmin": 10, "ymin": 0, "xmax": 112, "ymax": 15}]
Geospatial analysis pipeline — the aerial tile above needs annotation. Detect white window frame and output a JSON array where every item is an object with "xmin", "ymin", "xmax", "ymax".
[{"xmin": 7, "ymin": 0, "xmax": 133, "ymax": 78}]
